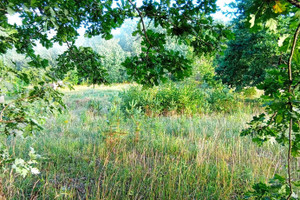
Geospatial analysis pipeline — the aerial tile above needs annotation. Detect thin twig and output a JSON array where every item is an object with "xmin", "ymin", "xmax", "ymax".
[
  {"xmin": 0, "ymin": 104, "xmax": 10, "ymax": 122},
  {"xmin": 268, "ymin": 112, "xmax": 277, "ymax": 126},
  {"xmin": 128, "ymin": 0, "xmax": 153, "ymax": 47}
]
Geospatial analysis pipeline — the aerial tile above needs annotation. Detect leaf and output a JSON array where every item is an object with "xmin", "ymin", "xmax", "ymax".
[
  {"xmin": 50, "ymin": 7, "xmax": 56, "ymax": 17},
  {"xmin": 278, "ymin": 34, "xmax": 289, "ymax": 47},
  {"xmin": 265, "ymin": 18, "xmax": 277, "ymax": 32},
  {"xmin": 30, "ymin": 0, "xmax": 37, "ymax": 6},
  {"xmin": 249, "ymin": 14, "xmax": 255, "ymax": 28},
  {"xmin": 273, "ymin": 0, "xmax": 286, "ymax": 14},
  {"xmin": 30, "ymin": 119, "xmax": 44, "ymax": 130},
  {"xmin": 295, "ymin": 10, "xmax": 300, "ymax": 19},
  {"xmin": 275, "ymin": 114, "xmax": 283, "ymax": 123},
  {"xmin": 273, "ymin": 174, "xmax": 285, "ymax": 182},
  {"xmin": 7, "ymin": 7, "xmax": 15, "ymax": 15},
  {"xmin": 64, "ymin": 9, "xmax": 69, "ymax": 16},
  {"xmin": 0, "ymin": 95, "xmax": 4, "ymax": 103}
]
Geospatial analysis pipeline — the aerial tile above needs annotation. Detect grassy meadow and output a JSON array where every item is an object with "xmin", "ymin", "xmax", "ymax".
[{"xmin": 1, "ymin": 84, "xmax": 293, "ymax": 199}]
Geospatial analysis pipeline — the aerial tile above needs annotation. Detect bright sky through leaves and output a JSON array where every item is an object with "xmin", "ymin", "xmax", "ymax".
[{"xmin": 7, "ymin": 0, "xmax": 235, "ymax": 33}]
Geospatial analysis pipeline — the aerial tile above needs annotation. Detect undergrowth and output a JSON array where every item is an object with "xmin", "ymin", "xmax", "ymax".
[
  {"xmin": 120, "ymin": 81, "xmax": 260, "ymax": 116},
  {"xmin": 1, "ymin": 85, "xmax": 293, "ymax": 200}
]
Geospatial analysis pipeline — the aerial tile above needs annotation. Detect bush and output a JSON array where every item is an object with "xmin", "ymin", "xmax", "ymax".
[
  {"xmin": 120, "ymin": 82, "xmax": 242, "ymax": 116},
  {"xmin": 242, "ymin": 87, "xmax": 257, "ymax": 98},
  {"xmin": 207, "ymin": 87, "xmax": 241, "ymax": 112}
]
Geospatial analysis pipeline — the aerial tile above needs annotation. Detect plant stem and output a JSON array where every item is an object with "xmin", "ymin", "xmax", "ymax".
[{"xmin": 286, "ymin": 22, "xmax": 300, "ymax": 200}]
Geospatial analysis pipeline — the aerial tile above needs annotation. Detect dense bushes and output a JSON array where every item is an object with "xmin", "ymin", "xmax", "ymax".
[{"xmin": 120, "ymin": 82, "xmax": 243, "ymax": 116}]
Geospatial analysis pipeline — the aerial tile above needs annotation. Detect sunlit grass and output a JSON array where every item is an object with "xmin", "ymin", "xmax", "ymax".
[
  {"xmin": 60, "ymin": 83, "xmax": 133, "ymax": 93},
  {"xmin": 2, "ymin": 85, "xmax": 292, "ymax": 200}
]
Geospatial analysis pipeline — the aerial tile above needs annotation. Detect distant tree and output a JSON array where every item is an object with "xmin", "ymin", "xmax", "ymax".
[
  {"xmin": 216, "ymin": 21, "xmax": 280, "ymax": 90},
  {"xmin": 83, "ymin": 36, "xmax": 130, "ymax": 83},
  {"xmin": 114, "ymin": 19, "xmax": 142, "ymax": 55}
]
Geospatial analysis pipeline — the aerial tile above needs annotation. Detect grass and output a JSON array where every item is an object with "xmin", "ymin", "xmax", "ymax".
[{"xmin": 2, "ymin": 85, "xmax": 292, "ymax": 199}]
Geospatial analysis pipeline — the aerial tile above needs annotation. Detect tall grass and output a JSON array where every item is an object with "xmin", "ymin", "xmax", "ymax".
[{"xmin": 1, "ymin": 85, "xmax": 292, "ymax": 200}]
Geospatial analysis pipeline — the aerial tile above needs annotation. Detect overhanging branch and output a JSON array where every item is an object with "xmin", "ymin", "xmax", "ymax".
[{"xmin": 128, "ymin": 0, "xmax": 153, "ymax": 47}]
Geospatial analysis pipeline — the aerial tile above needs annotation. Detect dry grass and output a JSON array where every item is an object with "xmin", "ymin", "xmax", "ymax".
[{"xmin": 2, "ymin": 85, "xmax": 293, "ymax": 200}]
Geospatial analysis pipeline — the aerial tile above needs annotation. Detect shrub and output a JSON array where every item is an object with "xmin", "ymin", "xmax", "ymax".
[
  {"xmin": 120, "ymin": 82, "xmax": 242, "ymax": 116},
  {"xmin": 242, "ymin": 87, "xmax": 257, "ymax": 99}
]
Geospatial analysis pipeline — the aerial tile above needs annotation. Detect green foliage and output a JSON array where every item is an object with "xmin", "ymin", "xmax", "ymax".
[
  {"xmin": 241, "ymin": 65, "xmax": 300, "ymax": 157},
  {"xmin": 191, "ymin": 55, "xmax": 215, "ymax": 82},
  {"xmin": 242, "ymin": 87, "xmax": 258, "ymax": 98},
  {"xmin": 216, "ymin": 22, "xmax": 280, "ymax": 89},
  {"xmin": 82, "ymin": 37, "xmax": 130, "ymax": 83},
  {"xmin": 0, "ymin": 62, "xmax": 65, "ymax": 136},
  {"xmin": 0, "ymin": 0, "xmax": 232, "ymax": 86},
  {"xmin": 245, "ymin": 174, "xmax": 298, "ymax": 200},
  {"xmin": 239, "ymin": 1, "xmax": 300, "ymax": 155},
  {"xmin": 56, "ymin": 45, "xmax": 108, "ymax": 85},
  {"xmin": 63, "ymin": 69, "xmax": 79, "ymax": 85},
  {"xmin": 0, "ymin": 143, "xmax": 41, "ymax": 178},
  {"xmin": 120, "ymin": 81, "xmax": 242, "ymax": 116},
  {"xmin": 123, "ymin": 29, "xmax": 193, "ymax": 86},
  {"xmin": 234, "ymin": 0, "xmax": 300, "ymax": 198}
]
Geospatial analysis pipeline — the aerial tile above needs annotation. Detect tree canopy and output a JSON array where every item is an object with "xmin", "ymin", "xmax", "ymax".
[{"xmin": 0, "ymin": 0, "xmax": 231, "ymax": 85}]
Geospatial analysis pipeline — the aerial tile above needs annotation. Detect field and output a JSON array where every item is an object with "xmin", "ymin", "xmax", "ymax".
[{"xmin": 1, "ymin": 85, "xmax": 291, "ymax": 199}]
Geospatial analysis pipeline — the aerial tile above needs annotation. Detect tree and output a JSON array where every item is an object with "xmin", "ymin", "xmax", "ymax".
[
  {"xmin": 234, "ymin": 0, "xmax": 300, "ymax": 199},
  {"xmin": 216, "ymin": 20, "xmax": 281, "ymax": 90},
  {"xmin": 82, "ymin": 36, "xmax": 130, "ymax": 83}
]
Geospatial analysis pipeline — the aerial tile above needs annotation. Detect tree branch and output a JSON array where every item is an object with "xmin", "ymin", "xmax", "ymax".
[{"xmin": 128, "ymin": 0, "xmax": 153, "ymax": 47}]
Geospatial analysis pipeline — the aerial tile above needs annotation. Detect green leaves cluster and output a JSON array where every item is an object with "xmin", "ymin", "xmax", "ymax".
[
  {"xmin": 120, "ymin": 81, "xmax": 240, "ymax": 116},
  {"xmin": 245, "ymin": 174, "xmax": 298, "ymax": 200},
  {"xmin": 122, "ymin": 0, "xmax": 233, "ymax": 85},
  {"xmin": 0, "ymin": 62, "xmax": 65, "ymax": 137},
  {"xmin": 123, "ymin": 29, "xmax": 192, "ymax": 85},
  {"xmin": 239, "ymin": 0, "xmax": 300, "ymax": 152},
  {"xmin": 242, "ymin": 63, "xmax": 300, "ymax": 156},
  {"xmin": 232, "ymin": 0, "xmax": 300, "ymax": 198},
  {"xmin": 56, "ymin": 45, "xmax": 108, "ymax": 85},
  {"xmin": 216, "ymin": 22, "xmax": 280, "ymax": 89}
]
